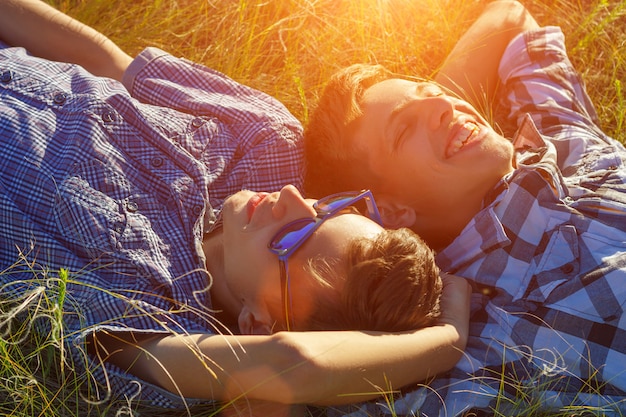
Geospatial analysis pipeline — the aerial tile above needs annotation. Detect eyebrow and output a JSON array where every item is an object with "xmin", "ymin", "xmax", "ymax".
[{"xmin": 385, "ymin": 82, "xmax": 432, "ymax": 148}]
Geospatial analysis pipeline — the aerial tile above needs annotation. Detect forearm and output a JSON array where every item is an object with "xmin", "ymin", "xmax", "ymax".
[
  {"xmin": 0, "ymin": 0, "xmax": 132, "ymax": 81},
  {"xmin": 435, "ymin": 0, "xmax": 539, "ymax": 106},
  {"xmin": 274, "ymin": 275, "xmax": 470, "ymax": 405},
  {"xmin": 154, "ymin": 328, "xmax": 464, "ymax": 405},
  {"xmin": 95, "ymin": 323, "xmax": 464, "ymax": 406},
  {"xmin": 220, "ymin": 400, "xmax": 306, "ymax": 417},
  {"xmin": 95, "ymin": 276, "xmax": 469, "ymax": 405},
  {"xmin": 287, "ymin": 323, "xmax": 466, "ymax": 405}
]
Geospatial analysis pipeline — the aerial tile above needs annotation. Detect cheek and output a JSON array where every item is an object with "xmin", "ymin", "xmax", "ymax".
[
  {"xmin": 399, "ymin": 139, "xmax": 439, "ymax": 173},
  {"xmin": 257, "ymin": 259, "xmax": 287, "ymax": 306},
  {"xmin": 383, "ymin": 158, "xmax": 430, "ymax": 193},
  {"xmin": 225, "ymin": 247, "xmax": 276, "ymax": 296},
  {"xmin": 470, "ymin": 140, "xmax": 514, "ymax": 184},
  {"xmin": 485, "ymin": 131, "xmax": 514, "ymax": 159}
]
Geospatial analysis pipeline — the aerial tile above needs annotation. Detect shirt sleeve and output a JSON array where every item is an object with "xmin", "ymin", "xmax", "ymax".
[
  {"xmin": 498, "ymin": 26, "xmax": 620, "ymax": 172},
  {"xmin": 122, "ymin": 47, "xmax": 299, "ymax": 128},
  {"xmin": 498, "ymin": 27, "xmax": 600, "ymax": 132},
  {"xmin": 122, "ymin": 48, "xmax": 304, "ymax": 212}
]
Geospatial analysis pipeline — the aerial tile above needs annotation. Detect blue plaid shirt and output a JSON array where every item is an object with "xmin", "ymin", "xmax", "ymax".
[
  {"xmin": 332, "ymin": 27, "xmax": 626, "ymax": 417},
  {"xmin": 0, "ymin": 44, "xmax": 303, "ymax": 407}
]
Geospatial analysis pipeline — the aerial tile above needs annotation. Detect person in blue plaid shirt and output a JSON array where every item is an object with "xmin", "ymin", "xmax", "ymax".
[
  {"xmin": 0, "ymin": 0, "xmax": 475, "ymax": 415},
  {"xmin": 305, "ymin": 1, "xmax": 626, "ymax": 415}
]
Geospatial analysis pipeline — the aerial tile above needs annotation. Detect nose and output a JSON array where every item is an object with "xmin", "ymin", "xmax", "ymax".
[
  {"xmin": 423, "ymin": 95, "xmax": 454, "ymax": 131},
  {"xmin": 272, "ymin": 185, "xmax": 316, "ymax": 220}
]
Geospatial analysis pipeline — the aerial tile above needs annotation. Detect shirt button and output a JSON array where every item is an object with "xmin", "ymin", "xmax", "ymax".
[
  {"xmin": 151, "ymin": 156, "xmax": 164, "ymax": 167},
  {"xmin": 0, "ymin": 70, "xmax": 13, "ymax": 83},
  {"xmin": 53, "ymin": 92, "xmax": 68, "ymax": 105},
  {"xmin": 192, "ymin": 205, "xmax": 203, "ymax": 215},
  {"xmin": 127, "ymin": 201, "xmax": 139, "ymax": 212},
  {"xmin": 191, "ymin": 117, "xmax": 204, "ymax": 128},
  {"xmin": 102, "ymin": 111, "xmax": 116, "ymax": 123}
]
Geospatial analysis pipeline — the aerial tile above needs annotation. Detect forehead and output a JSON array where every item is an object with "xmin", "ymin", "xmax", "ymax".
[
  {"xmin": 361, "ymin": 78, "xmax": 441, "ymax": 105},
  {"xmin": 296, "ymin": 212, "xmax": 381, "ymax": 261}
]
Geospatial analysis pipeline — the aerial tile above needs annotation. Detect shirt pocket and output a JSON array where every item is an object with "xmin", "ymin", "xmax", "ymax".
[
  {"xmin": 54, "ymin": 159, "xmax": 167, "ymax": 263},
  {"xmin": 547, "ymin": 231, "xmax": 626, "ymax": 325},
  {"xmin": 522, "ymin": 224, "xmax": 580, "ymax": 304},
  {"xmin": 54, "ymin": 160, "xmax": 129, "ymax": 259},
  {"xmin": 531, "ymin": 226, "xmax": 625, "ymax": 325}
]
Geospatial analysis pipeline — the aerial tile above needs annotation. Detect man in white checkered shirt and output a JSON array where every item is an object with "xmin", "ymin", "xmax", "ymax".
[{"xmin": 305, "ymin": 1, "xmax": 626, "ymax": 415}]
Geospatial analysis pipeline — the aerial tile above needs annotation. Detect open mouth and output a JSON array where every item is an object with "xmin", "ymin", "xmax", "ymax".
[{"xmin": 447, "ymin": 121, "xmax": 480, "ymax": 157}]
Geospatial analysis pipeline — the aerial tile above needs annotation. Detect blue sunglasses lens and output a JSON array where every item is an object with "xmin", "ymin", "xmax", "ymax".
[
  {"xmin": 315, "ymin": 194, "xmax": 357, "ymax": 213},
  {"xmin": 270, "ymin": 218, "xmax": 316, "ymax": 252}
]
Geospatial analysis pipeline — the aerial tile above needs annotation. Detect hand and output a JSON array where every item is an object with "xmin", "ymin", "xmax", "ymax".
[{"xmin": 435, "ymin": 273, "xmax": 471, "ymax": 346}]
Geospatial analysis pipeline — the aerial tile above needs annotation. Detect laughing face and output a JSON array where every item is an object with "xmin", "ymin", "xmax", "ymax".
[{"xmin": 353, "ymin": 78, "xmax": 515, "ymax": 249}]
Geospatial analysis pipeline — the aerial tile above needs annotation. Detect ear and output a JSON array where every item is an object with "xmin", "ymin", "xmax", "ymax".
[
  {"xmin": 238, "ymin": 305, "xmax": 273, "ymax": 335},
  {"xmin": 377, "ymin": 198, "xmax": 416, "ymax": 229}
]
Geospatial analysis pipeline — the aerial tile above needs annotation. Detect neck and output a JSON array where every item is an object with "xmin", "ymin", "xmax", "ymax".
[{"xmin": 203, "ymin": 232, "xmax": 241, "ymax": 329}]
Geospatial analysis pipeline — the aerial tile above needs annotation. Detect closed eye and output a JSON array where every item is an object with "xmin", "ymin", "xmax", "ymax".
[
  {"xmin": 394, "ymin": 117, "xmax": 417, "ymax": 154},
  {"xmin": 393, "ymin": 124, "xmax": 409, "ymax": 152}
]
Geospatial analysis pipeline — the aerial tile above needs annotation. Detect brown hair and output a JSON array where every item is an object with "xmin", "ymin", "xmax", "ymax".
[
  {"xmin": 303, "ymin": 227, "xmax": 442, "ymax": 332},
  {"xmin": 304, "ymin": 63, "xmax": 394, "ymax": 198}
]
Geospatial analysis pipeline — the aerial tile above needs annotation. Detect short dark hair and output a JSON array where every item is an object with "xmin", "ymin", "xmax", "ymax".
[{"xmin": 304, "ymin": 64, "xmax": 394, "ymax": 198}]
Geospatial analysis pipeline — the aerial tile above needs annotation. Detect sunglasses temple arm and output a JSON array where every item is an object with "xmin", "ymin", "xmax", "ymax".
[
  {"xmin": 366, "ymin": 196, "xmax": 384, "ymax": 225},
  {"xmin": 279, "ymin": 258, "xmax": 294, "ymax": 331}
]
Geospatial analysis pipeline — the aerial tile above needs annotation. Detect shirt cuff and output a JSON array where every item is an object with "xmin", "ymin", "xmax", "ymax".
[
  {"xmin": 122, "ymin": 47, "xmax": 170, "ymax": 93},
  {"xmin": 498, "ymin": 26, "xmax": 564, "ymax": 84}
]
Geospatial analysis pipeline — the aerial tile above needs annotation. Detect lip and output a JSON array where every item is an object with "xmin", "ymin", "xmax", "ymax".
[
  {"xmin": 247, "ymin": 192, "xmax": 269, "ymax": 222},
  {"xmin": 445, "ymin": 120, "xmax": 483, "ymax": 158}
]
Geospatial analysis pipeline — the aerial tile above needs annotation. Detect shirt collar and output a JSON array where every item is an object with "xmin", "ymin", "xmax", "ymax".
[
  {"xmin": 436, "ymin": 206, "xmax": 511, "ymax": 272},
  {"xmin": 437, "ymin": 114, "xmax": 564, "ymax": 272},
  {"xmin": 512, "ymin": 114, "xmax": 546, "ymax": 151}
]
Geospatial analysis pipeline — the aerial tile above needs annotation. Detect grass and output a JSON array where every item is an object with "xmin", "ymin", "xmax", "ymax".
[
  {"xmin": 45, "ymin": 0, "xmax": 625, "ymax": 144},
  {"xmin": 1, "ymin": 0, "xmax": 625, "ymax": 416}
]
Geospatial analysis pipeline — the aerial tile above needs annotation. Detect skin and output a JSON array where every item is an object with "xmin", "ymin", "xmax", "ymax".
[
  {"xmin": 0, "ymin": 0, "xmax": 472, "ymax": 413},
  {"xmin": 0, "ymin": 0, "xmax": 133, "ymax": 81},
  {"xmin": 354, "ymin": 79, "xmax": 515, "ymax": 250},
  {"xmin": 352, "ymin": 0, "xmax": 540, "ymax": 251},
  {"xmin": 434, "ymin": 0, "xmax": 540, "ymax": 107},
  {"xmin": 88, "ymin": 188, "xmax": 469, "ymax": 406}
]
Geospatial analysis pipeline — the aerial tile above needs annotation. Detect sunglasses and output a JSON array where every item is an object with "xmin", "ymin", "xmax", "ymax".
[{"xmin": 267, "ymin": 190, "xmax": 383, "ymax": 330}]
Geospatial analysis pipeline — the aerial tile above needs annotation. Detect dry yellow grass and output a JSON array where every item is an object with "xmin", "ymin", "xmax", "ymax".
[
  {"xmin": 1, "ymin": 0, "xmax": 625, "ymax": 416},
  {"xmin": 49, "ymin": 0, "xmax": 625, "ymax": 142}
]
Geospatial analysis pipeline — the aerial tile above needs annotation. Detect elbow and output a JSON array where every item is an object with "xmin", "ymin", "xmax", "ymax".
[
  {"xmin": 270, "ymin": 332, "xmax": 334, "ymax": 405},
  {"xmin": 492, "ymin": 0, "xmax": 526, "ymax": 13},
  {"xmin": 493, "ymin": 0, "xmax": 540, "ymax": 32},
  {"xmin": 448, "ymin": 338, "xmax": 466, "ymax": 366},
  {"xmin": 445, "ymin": 323, "xmax": 468, "ymax": 367}
]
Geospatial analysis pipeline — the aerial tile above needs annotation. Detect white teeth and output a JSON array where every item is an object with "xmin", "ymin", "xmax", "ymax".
[{"xmin": 449, "ymin": 122, "xmax": 478, "ymax": 153}]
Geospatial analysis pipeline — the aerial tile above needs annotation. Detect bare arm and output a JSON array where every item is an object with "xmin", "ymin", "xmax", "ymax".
[
  {"xmin": 435, "ymin": 0, "xmax": 539, "ymax": 107},
  {"xmin": 92, "ymin": 274, "xmax": 470, "ymax": 406},
  {"xmin": 0, "ymin": 0, "xmax": 132, "ymax": 81}
]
